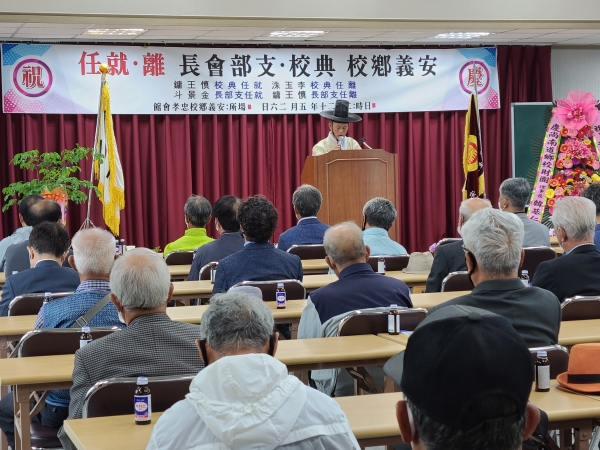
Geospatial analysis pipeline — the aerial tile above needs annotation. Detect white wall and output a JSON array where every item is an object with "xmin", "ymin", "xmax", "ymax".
[{"xmin": 552, "ymin": 48, "xmax": 600, "ymax": 99}]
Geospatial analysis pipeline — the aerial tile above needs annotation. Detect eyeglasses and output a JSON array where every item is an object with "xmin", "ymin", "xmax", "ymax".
[{"xmin": 461, "ymin": 245, "xmax": 471, "ymax": 253}]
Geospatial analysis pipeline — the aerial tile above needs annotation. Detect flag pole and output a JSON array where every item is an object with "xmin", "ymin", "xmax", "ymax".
[
  {"xmin": 471, "ymin": 60, "xmax": 486, "ymax": 199},
  {"xmin": 80, "ymin": 70, "xmax": 106, "ymax": 230}
]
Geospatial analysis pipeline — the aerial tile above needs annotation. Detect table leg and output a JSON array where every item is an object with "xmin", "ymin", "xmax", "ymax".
[
  {"xmin": 290, "ymin": 319, "xmax": 299, "ymax": 339},
  {"xmin": 13, "ymin": 385, "xmax": 31, "ymax": 450},
  {"xmin": 574, "ymin": 426, "xmax": 592, "ymax": 450}
]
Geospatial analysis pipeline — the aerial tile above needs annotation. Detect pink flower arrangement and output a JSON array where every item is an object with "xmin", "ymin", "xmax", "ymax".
[{"xmin": 555, "ymin": 90, "xmax": 599, "ymax": 130}]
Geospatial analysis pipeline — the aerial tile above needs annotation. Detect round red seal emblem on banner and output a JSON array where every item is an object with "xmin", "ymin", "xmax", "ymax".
[
  {"xmin": 459, "ymin": 60, "xmax": 490, "ymax": 95},
  {"xmin": 12, "ymin": 58, "xmax": 53, "ymax": 98}
]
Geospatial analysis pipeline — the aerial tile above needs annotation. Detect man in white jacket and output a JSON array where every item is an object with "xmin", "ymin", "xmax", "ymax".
[{"xmin": 147, "ymin": 292, "xmax": 360, "ymax": 450}]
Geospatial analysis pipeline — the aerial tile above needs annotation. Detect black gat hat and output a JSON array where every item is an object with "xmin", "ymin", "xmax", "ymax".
[{"xmin": 319, "ymin": 100, "xmax": 362, "ymax": 123}]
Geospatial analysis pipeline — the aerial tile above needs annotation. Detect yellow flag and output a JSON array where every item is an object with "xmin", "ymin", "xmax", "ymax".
[{"xmin": 94, "ymin": 76, "xmax": 125, "ymax": 235}]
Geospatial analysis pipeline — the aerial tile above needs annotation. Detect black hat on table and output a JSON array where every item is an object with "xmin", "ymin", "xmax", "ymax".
[
  {"xmin": 319, "ymin": 100, "xmax": 362, "ymax": 123},
  {"xmin": 384, "ymin": 305, "xmax": 534, "ymax": 432}
]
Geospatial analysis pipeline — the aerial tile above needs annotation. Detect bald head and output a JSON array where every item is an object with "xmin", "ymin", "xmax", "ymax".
[
  {"xmin": 323, "ymin": 221, "xmax": 367, "ymax": 269},
  {"xmin": 28, "ymin": 199, "xmax": 62, "ymax": 226},
  {"xmin": 72, "ymin": 228, "xmax": 116, "ymax": 278},
  {"xmin": 459, "ymin": 198, "xmax": 492, "ymax": 224}
]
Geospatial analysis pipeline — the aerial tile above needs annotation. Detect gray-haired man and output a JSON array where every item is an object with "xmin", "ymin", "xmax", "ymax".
[
  {"xmin": 148, "ymin": 292, "xmax": 360, "ymax": 449},
  {"xmin": 57, "ymin": 249, "xmax": 204, "ymax": 449},
  {"xmin": 532, "ymin": 196, "xmax": 600, "ymax": 301},
  {"xmin": 164, "ymin": 195, "xmax": 214, "ymax": 256},
  {"xmin": 278, "ymin": 184, "xmax": 329, "ymax": 252},
  {"xmin": 498, "ymin": 177, "xmax": 550, "ymax": 247},
  {"xmin": 362, "ymin": 197, "xmax": 407, "ymax": 255},
  {"xmin": 429, "ymin": 208, "xmax": 560, "ymax": 347}
]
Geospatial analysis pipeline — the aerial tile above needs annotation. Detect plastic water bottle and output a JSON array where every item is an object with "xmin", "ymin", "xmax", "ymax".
[
  {"xmin": 520, "ymin": 270, "xmax": 530, "ymax": 287},
  {"xmin": 388, "ymin": 304, "xmax": 400, "ymax": 335},
  {"xmin": 276, "ymin": 283, "xmax": 286, "ymax": 309},
  {"xmin": 79, "ymin": 326, "xmax": 93, "ymax": 348},
  {"xmin": 43, "ymin": 292, "xmax": 52, "ymax": 304},
  {"xmin": 134, "ymin": 376, "xmax": 152, "ymax": 424}
]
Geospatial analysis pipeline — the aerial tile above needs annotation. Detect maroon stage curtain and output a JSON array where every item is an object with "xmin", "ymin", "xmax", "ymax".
[{"xmin": 0, "ymin": 46, "xmax": 552, "ymax": 253}]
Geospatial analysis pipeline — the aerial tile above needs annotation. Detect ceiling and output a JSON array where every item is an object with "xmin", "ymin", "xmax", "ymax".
[{"xmin": 1, "ymin": 22, "xmax": 600, "ymax": 46}]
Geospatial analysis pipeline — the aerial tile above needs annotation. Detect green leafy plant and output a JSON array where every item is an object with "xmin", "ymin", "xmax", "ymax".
[{"xmin": 2, "ymin": 144, "xmax": 102, "ymax": 212}]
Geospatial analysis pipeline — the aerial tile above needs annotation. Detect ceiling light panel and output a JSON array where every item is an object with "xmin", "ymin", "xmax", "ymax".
[
  {"xmin": 432, "ymin": 32, "xmax": 494, "ymax": 39},
  {"xmin": 270, "ymin": 30, "xmax": 327, "ymax": 38},
  {"xmin": 83, "ymin": 29, "xmax": 146, "ymax": 36}
]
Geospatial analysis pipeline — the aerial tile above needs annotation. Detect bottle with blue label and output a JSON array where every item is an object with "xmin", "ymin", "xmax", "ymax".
[
  {"xmin": 134, "ymin": 376, "xmax": 151, "ymax": 424},
  {"xmin": 276, "ymin": 282, "xmax": 286, "ymax": 309},
  {"xmin": 79, "ymin": 326, "xmax": 93, "ymax": 348}
]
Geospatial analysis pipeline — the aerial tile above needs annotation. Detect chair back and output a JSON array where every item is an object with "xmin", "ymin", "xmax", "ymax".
[
  {"xmin": 164, "ymin": 251, "xmax": 194, "ymax": 265},
  {"xmin": 198, "ymin": 262, "xmax": 218, "ymax": 281},
  {"xmin": 82, "ymin": 374, "xmax": 196, "ymax": 418},
  {"xmin": 16, "ymin": 327, "xmax": 121, "ymax": 357},
  {"xmin": 287, "ymin": 244, "xmax": 326, "ymax": 260},
  {"xmin": 561, "ymin": 296, "xmax": 600, "ymax": 321},
  {"xmin": 520, "ymin": 246, "xmax": 556, "ymax": 279},
  {"xmin": 529, "ymin": 345, "xmax": 569, "ymax": 379},
  {"xmin": 229, "ymin": 279, "xmax": 306, "ymax": 301},
  {"xmin": 367, "ymin": 255, "xmax": 410, "ymax": 272},
  {"xmin": 338, "ymin": 308, "xmax": 427, "ymax": 336},
  {"xmin": 436, "ymin": 238, "xmax": 461, "ymax": 248},
  {"xmin": 8, "ymin": 291, "xmax": 74, "ymax": 316},
  {"xmin": 441, "ymin": 272, "xmax": 474, "ymax": 292}
]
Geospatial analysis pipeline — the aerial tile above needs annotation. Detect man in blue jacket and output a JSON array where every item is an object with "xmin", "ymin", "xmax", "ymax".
[{"xmin": 278, "ymin": 185, "xmax": 329, "ymax": 252}]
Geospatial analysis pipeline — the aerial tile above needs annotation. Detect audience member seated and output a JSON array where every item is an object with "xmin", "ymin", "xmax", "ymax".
[
  {"xmin": 387, "ymin": 305, "xmax": 540, "ymax": 450},
  {"xmin": 277, "ymin": 184, "xmax": 329, "ymax": 252},
  {"xmin": 425, "ymin": 197, "xmax": 491, "ymax": 292},
  {"xmin": 212, "ymin": 195, "xmax": 302, "ymax": 294},
  {"xmin": 298, "ymin": 221, "xmax": 412, "ymax": 396},
  {"xmin": 498, "ymin": 177, "xmax": 550, "ymax": 247},
  {"xmin": 57, "ymin": 248, "xmax": 204, "ymax": 449},
  {"xmin": 34, "ymin": 227, "xmax": 123, "ymax": 329},
  {"xmin": 429, "ymin": 208, "xmax": 560, "ymax": 346},
  {"xmin": 163, "ymin": 195, "xmax": 214, "ymax": 257},
  {"xmin": 0, "ymin": 221, "xmax": 80, "ymax": 316},
  {"xmin": 532, "ymin": 196, "xmax": 600, "ymax": 302},
  {"xmin": 0, "ymin": 194, "xmax": 42, "ymax": 271},
  {"xmin": 188, "ymin": 195, "xmax": 244, "ymax": 281},
  {"xmin": 148, "ymin": 293, "xmax": 360, "ymax": 450},
  {"xmin": 582, "ymin": 182, "xmax": 600, "ymax": 251},
  {"xmin": 362, "ymin": 197, "xmax": 407, "ymax": 255},
  {"xmin": 3, "ymin": 199, "xmax": 66, "ymax": 274},
  {"xmin": 0, "ymin": 229, "xmax": 126, "ymax": 446}
]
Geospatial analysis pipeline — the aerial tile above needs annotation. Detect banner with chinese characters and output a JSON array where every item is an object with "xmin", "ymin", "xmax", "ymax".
[{"xmin": 2, "ymin": 44, "xmax": 499, "ymax": 115}]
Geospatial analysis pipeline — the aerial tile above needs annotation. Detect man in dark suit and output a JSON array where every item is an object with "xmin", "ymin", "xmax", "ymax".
[
  {"xmin": 3, "ymin": 199, "xmax": 67, "ymax": 274},
  {"xmin": 212, "ymin": 195, "xmax": 302, "ymax": 294},
  {"xmin": 425, "ymin": 197, "xmax": 491, "ymax": 292},
  {"xmin": 298, "ymin": 221, "xmax": 412, "ymax": 396},
  {"xmin": 278, "ymin": 184, "xmax": 329, "ymax": 252},
  {"xmin": 52, "ymin": 248, "xmax": 204, "ymax": 450},
  {"xmin": 188, "ymin": 195, "xmax": 244, "ymax": 281},
  {"xmin": 0, "ymin": 194, "xmax": 43, "ymax": 271},
  {"xmin": 532, "ymin": 196, "xmax": 600, "ymax": 302},
  {"xmin": 429, "ymin": 208, "xmax": 561, "ymax": 347},
  {"xmin": 0, "ymin": 221, "xmax": 80, "ymax": 316}
]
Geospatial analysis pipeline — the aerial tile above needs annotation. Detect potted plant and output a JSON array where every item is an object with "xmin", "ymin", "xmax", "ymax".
[{"xmin": 2, "ymin": 144, "xmax": 101, "ymax": 223}]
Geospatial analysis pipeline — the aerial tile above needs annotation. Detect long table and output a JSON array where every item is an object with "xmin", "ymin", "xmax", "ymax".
[
  {"xmin": 0, "ymin": 334, "xmax": 405, "ymax": 450},
  {"xmin": 62, "ymin": 382, "xmax": 600, "ymax": 450},
  {"xmin": 168, "ymin": 259, "xmax": 330, "ymax": 281}
]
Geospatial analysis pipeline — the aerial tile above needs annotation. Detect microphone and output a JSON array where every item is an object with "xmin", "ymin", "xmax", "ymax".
[
  {"xmin": 361, "ymin": 137, "xmax": 373, "ymax": 150},
  {"xmin": 338, "ymin": 135, "xmax": 346, "ymax": 149}
]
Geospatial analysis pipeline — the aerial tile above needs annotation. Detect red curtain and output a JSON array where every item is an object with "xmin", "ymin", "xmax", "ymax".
[{"xmin": 0, "ymin": 46, "xmax": 552, "ymax": 253}]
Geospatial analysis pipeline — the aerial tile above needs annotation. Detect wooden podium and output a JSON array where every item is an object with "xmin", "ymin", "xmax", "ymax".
[{"xmin": 301, "ymin": 150, "xmax": 399, "ymax": 240}]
